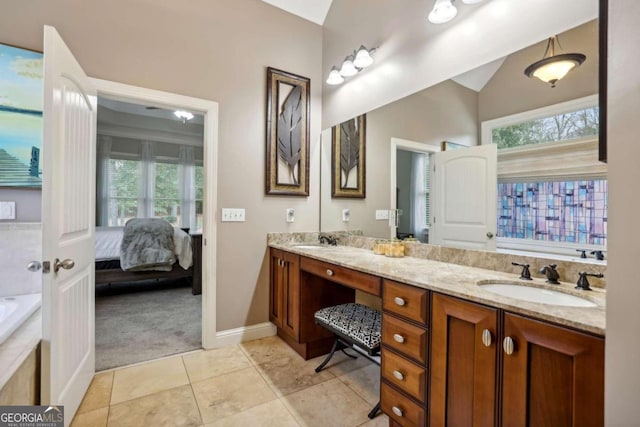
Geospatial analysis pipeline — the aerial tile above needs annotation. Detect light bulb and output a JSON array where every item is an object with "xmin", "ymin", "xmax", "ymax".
[
  {"xmin": 428, "ymin": 0, "xmax": 458, "ymax": 24},
  {"xmin": 353, "ymin": 46, "xmax": 374, "ymax": 68},
  {"xmin": 174, "ymin": 110, "xmax": 194, "ymax": 121},
  {"xmin": 339, "ymin": 55, "xmax": 359, "ymax": 77},
  {"xmin": 326, "ymin": 67, "xmax": 344, "ymax": 85}
]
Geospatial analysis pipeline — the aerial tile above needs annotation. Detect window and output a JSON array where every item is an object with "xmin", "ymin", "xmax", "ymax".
[
  {"xmin": 105, "ymin": 152, "xmax": 203, "ymax": 229},
  {"xmin": 483, "ymin": 95, "xmax": 607, "ymax": 257},
  {"xmin": 108, "ymin": 159, "xmax": 140, "ymax": 226}
]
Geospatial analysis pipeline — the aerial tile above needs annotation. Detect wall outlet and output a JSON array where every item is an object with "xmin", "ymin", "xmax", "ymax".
[
  {"xmin": 221, "ymin": 208, "xmax": 245, "ymax": 222},
  {"xmin": 342, "ymin": 209, "xmax": 350, "ymax": 222},
  {"xmin": 375, "ymin": 210, "xmax": 389, "ymax": 220},
  {"xmin": 0, "ymin": 201, "xmax": 16, "ymax": 220},
  {"xmin": 286, "ymin": 208, "xmax": 295, "ymax": 223}
]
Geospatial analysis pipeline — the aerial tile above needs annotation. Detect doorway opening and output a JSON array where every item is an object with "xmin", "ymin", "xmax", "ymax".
[{"xmin": 90, "ymin": 78, "xmax": 218, "ymax": 370}]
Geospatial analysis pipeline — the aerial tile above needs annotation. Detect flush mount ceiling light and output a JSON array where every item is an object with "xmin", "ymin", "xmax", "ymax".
[
  {"xmin": 326, "ymin": 45, "xmax": 377, "ymax": 85},
  {"xmin": 524, "ymin": 35, "xmax": 586, "ymax": 88},
  {"xmin": 174, "ymin": 110, "xmax": 194, "ymax": 123}
]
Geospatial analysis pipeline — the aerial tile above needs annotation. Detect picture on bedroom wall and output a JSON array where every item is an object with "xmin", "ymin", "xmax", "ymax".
[
  {"xmin": 265, "ymin": 67, "xmax": 310, "ymax": 196},
  {"xmin": 0, "ymin": 43, "xmax": 43, "ymax": 188},
  {"xmin": 332, "ymin": 114, "xmax": 366, "ymax": 198}
]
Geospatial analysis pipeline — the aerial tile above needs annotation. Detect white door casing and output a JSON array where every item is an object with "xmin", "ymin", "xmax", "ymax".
[
  {"xmin": 41, "ymin": 25, "xmax": 97, "ymax": 425},
  {"xmin": 89, "ymin": 78, "xmax": 219, "ymax": 349},
  {"xmin": 431, "ymin": 144, "xmax": 497, "ymax": 250},
  {"xmin": 389, "ymin": 138, "xmax": 441, "ymax": 239}
]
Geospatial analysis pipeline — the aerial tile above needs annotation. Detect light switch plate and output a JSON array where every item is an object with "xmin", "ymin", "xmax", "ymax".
[
  {"xmin": 342, "ymin": 209, "xmax": 350, "ymax": 222},
  {"xmin": 0, "ymin": 201, "xmax": 16, "ymax": 220},
  {"xmin": 221, "ymin": 208, "xmax": 245, "ymax": 222},
  {"xmin": 286, "ymin": 208, "xmax": 295, "ymax": 223},
  {"xmin": 375, "ymin": 210, "xmax": 389, "ymax": 220}
]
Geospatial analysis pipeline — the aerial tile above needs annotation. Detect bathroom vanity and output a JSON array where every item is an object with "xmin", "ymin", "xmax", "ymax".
[{"xmin": 268, "ymin": 241, "xmax": 605, "ymax": 427}]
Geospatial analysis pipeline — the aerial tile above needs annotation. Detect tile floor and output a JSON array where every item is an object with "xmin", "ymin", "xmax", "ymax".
[{"xmin": 71, "ymin": 336, "xmax": 389, "ymax": 427}]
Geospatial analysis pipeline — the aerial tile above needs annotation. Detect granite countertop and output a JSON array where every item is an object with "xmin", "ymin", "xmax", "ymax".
[{"xmin": 269, "ymin": 243, "xmax": 606, "ymax": 336}]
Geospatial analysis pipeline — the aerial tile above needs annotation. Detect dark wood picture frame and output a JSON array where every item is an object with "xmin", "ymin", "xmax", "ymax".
[
  {"xmin": 331, "ymin": 114, "xmax": 366, "ymax": 198},
  {"xmin": 265, "ymin": 67, "xmax": 310, "ymax": 196}
]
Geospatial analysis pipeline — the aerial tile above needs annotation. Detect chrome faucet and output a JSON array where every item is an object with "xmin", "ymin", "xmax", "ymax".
[
  {"xmin": 318, "ymin": 234, "xmax": 337, "ymax": 246},
  {"xmin": 576, "ymin": 272, "xmax": 604, "ymax": 291},
  {"xmin": 539, "ymin": 264, "xmax": 560, "ymax": 284},
  {"xmin": 512, "ymin": 262, "xmax": 532, "ymax": 280}
]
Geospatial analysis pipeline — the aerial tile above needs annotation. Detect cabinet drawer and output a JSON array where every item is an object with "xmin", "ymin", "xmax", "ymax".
[
  {"xmin": 381, "ymin": 381, "xmax": 426, "ymax": 427},
  {"xmin": 383, "ymin": 280, "xmax": 428, "ymax": 325},
  {"xmin": 300, "ymin": 257, "xmax": 381, "ymax": 296},
  {"xmin": 381, "ymin": 347, "xmax": 426, "ymax": 403},
  {"xmin": 382, "ymin": 314, "xmax": 428, "ymax": 365}
]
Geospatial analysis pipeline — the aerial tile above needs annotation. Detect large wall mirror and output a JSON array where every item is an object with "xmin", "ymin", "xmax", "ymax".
[{"xmin": 320, "ymin": 8, "xmax": 606, "ymax": 263}]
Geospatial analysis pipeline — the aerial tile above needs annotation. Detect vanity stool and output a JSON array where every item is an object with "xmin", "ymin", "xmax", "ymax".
[{"xmin": 314, "ymin": 303, "xmax": 382, "ymax": 419}]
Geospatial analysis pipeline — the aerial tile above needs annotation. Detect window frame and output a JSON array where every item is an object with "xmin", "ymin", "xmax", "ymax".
[{"xmin": 481, "ymin": 94, "xmax": 607, "ymax": 259}]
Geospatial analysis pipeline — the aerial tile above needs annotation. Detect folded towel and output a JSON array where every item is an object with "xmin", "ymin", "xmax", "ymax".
[{"xmin": 120, "ymin": 218, "xmax": 176, "ymax": 271}]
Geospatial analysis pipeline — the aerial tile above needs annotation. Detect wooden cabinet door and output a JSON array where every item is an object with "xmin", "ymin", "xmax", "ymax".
[
  {"xmin": 281, "ymin": 251, "xmax": 300, "ymax": 339},
  {"xmin": 430, "ymin": 293, "xmax": 498, "ymax": 427},
  {"xmin": 501, "ymin": 313, "xmax": 604, "ymax": 427},
  {"xmin": 269, "ymin": 249, "xmax": 284, "ymax": 329}
]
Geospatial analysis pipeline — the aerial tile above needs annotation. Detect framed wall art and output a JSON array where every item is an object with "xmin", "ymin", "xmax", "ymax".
[
  {"xmin": 0, "ymin": 42, "xmax": 43, "ymax": 188},
  {"xmin": 441, "ymin": 140, "xmax": 467, "ymax": 151},
  {"xmin": 265, "ymin": 67, "xmax": 310, "ymax": 196},
  {"xmin": 332, "ymin": 114, "xmax": 366, "ymax": 198}
]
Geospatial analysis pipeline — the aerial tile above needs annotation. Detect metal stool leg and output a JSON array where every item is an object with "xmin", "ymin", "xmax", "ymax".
[
  {"xmin": 367, "ymin": 401, "xmax": 381, "ymax": 419},
  {"xmin": 315, "ymin": 338, "xmax": 340, "ymax": 373}
]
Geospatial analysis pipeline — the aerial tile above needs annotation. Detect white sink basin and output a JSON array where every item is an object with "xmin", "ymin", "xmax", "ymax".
[
  {"xmin": 291, "ymin": 244, "xmax": 330, "ymax": 249},
  {"xmin": 478, "ymin": 283, "xmax": 597, "ymax": 307}
]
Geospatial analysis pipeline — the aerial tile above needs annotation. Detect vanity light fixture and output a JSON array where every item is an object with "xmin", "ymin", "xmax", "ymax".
[
  {"xmin": 427, "ymin": 0, "xmax": 485, "ymax": 24},
  {"xmin": 524, "ymin": 35, "xmax": 586, "ymax": 88},
  {"xmin": 174, "ymin": 110, "xmax": 194, "ymax": 123},
  {"xmin": 326, "ymin": 46, "xmax": 377, "ymax": 85},
  {"xmin": 428, "ymin": 0, "xmax": 457, "ymax": 24}
]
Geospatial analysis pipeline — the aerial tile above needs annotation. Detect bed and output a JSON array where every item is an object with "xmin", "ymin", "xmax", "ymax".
[{"xmin": 94, "ymin": 224, "xmax": 202, "ymax": 295}]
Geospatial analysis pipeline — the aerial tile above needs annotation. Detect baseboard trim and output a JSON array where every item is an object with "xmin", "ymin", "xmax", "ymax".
[{"xmin": 214, "ymin": 322, "xmax": 276, "ymax": 347}]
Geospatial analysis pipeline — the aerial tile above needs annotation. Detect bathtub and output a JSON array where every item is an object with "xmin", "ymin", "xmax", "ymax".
[{"xmin": 0, "ymin": 293, "xmax": 41, "ymax": 345}]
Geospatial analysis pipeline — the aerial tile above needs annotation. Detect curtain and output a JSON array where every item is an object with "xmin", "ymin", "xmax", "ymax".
[
  {"xmin": 96, "ymin": 136, "xmax": 112, "ymax": 226},
  {"xmin": 409, "ymin": 153, "xmax": 427, "ymax": 242},
  {"xmin": 178, "ymin": 146, "xmax": 196, "ymax": 230},
  {"xmin": 137, "ymin": 141, "xmax": 156, "ymax": 218}
]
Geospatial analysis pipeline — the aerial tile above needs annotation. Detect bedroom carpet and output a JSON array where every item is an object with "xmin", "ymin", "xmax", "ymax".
[{"xmin": 95, "ymin": 279, "xmax": 201, "ymax": 371}]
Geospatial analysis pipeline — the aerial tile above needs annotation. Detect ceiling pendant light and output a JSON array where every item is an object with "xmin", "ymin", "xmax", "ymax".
[
  {"xmin": 353, "ymin": 46, "xmax": 374, "ymax": 69},
  {"xmin": 326, "ymin": 66, "xmax": 345, "ymax": 85},
  {"xmin": 339, "ymin": 55, "xmax": 359, "ymax": 77},
  {"xmin": 428, "ymin": 0, "xmax": 458, "ymax": 24},
  {"xmin": 524, "ymin": 35, "xmax": 586, "ymax": 88}
]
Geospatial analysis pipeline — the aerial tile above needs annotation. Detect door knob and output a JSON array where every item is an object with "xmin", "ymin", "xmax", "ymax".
[
  {"xmin": 503, "ymin": 336, "xmax": 515, "ymax": 355},
  {"xmin": 27, "ymin": 261, "xmax": 42, "ymax": 272},
  {"xmin": 486, "ymin": 232, "xmax": 494, "ymax": 239},
  {"xmin": 482, "ymin": 329, "xmax": 492, "ymax": 347},
  {"xmin": 54, "ymin": 258, "xmax": 75, "ymax": 273}
]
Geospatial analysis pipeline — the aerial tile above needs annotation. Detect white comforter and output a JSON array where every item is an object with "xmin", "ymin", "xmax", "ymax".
[{"xmin": 95, "ymin": 226, "xmax": 193, "ymax": 270}]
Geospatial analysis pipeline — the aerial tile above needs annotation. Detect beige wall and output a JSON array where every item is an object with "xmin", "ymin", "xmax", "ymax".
[
  {"xmin": 0, "ymin": 0, "xmax": 323, "ymax": 331},
  {"xmin": 606, "ymin": 1, "xmax": 640, "ymax": 423},
  {"xmin": 321, "ymin": 80, "xmax": 478, "ymax": 237},
  {"xmin": 479, "ymin": 20, "xmax": 599, "ymax": 122}
]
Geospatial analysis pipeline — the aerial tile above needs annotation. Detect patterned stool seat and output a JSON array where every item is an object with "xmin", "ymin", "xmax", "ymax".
[{"xmin": 314, "ymin": 303, "xmax": 381, "ymax": 354}]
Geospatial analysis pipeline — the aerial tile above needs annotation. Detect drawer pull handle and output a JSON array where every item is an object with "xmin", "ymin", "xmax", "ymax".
[
  {"xmin": 503, "ymin": 336, "xmax": 515, "ymax": 355},
  {"xmin": 394, "ymin": 297, "xmax": 406, "ymax": 306},
  {"xmin": 326, "ymin": 269, "xmax": 334, "ymax": 276},
  {"xmin": 482, "ymin": 329, "xmax": 492, "ymax": 347},
  {"xmin": 392, "ymin": 406, "xmax": 404, "ymax": 417},
  {"xmin": 393, "ymin": 334, "xmax": 405, "ymax": 343},
  {"xmin": 393, "ymin": 370, "xmax": 404, "ymax": 381}
]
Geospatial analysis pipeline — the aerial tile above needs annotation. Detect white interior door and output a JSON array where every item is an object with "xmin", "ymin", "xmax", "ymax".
[
  {"xmin": 431, "ymin": 144, "xmax": 497, "ymax": 250},
  {"xmin": 41, "ymin": 26, "xmax": 97, "ymax": 425}
]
